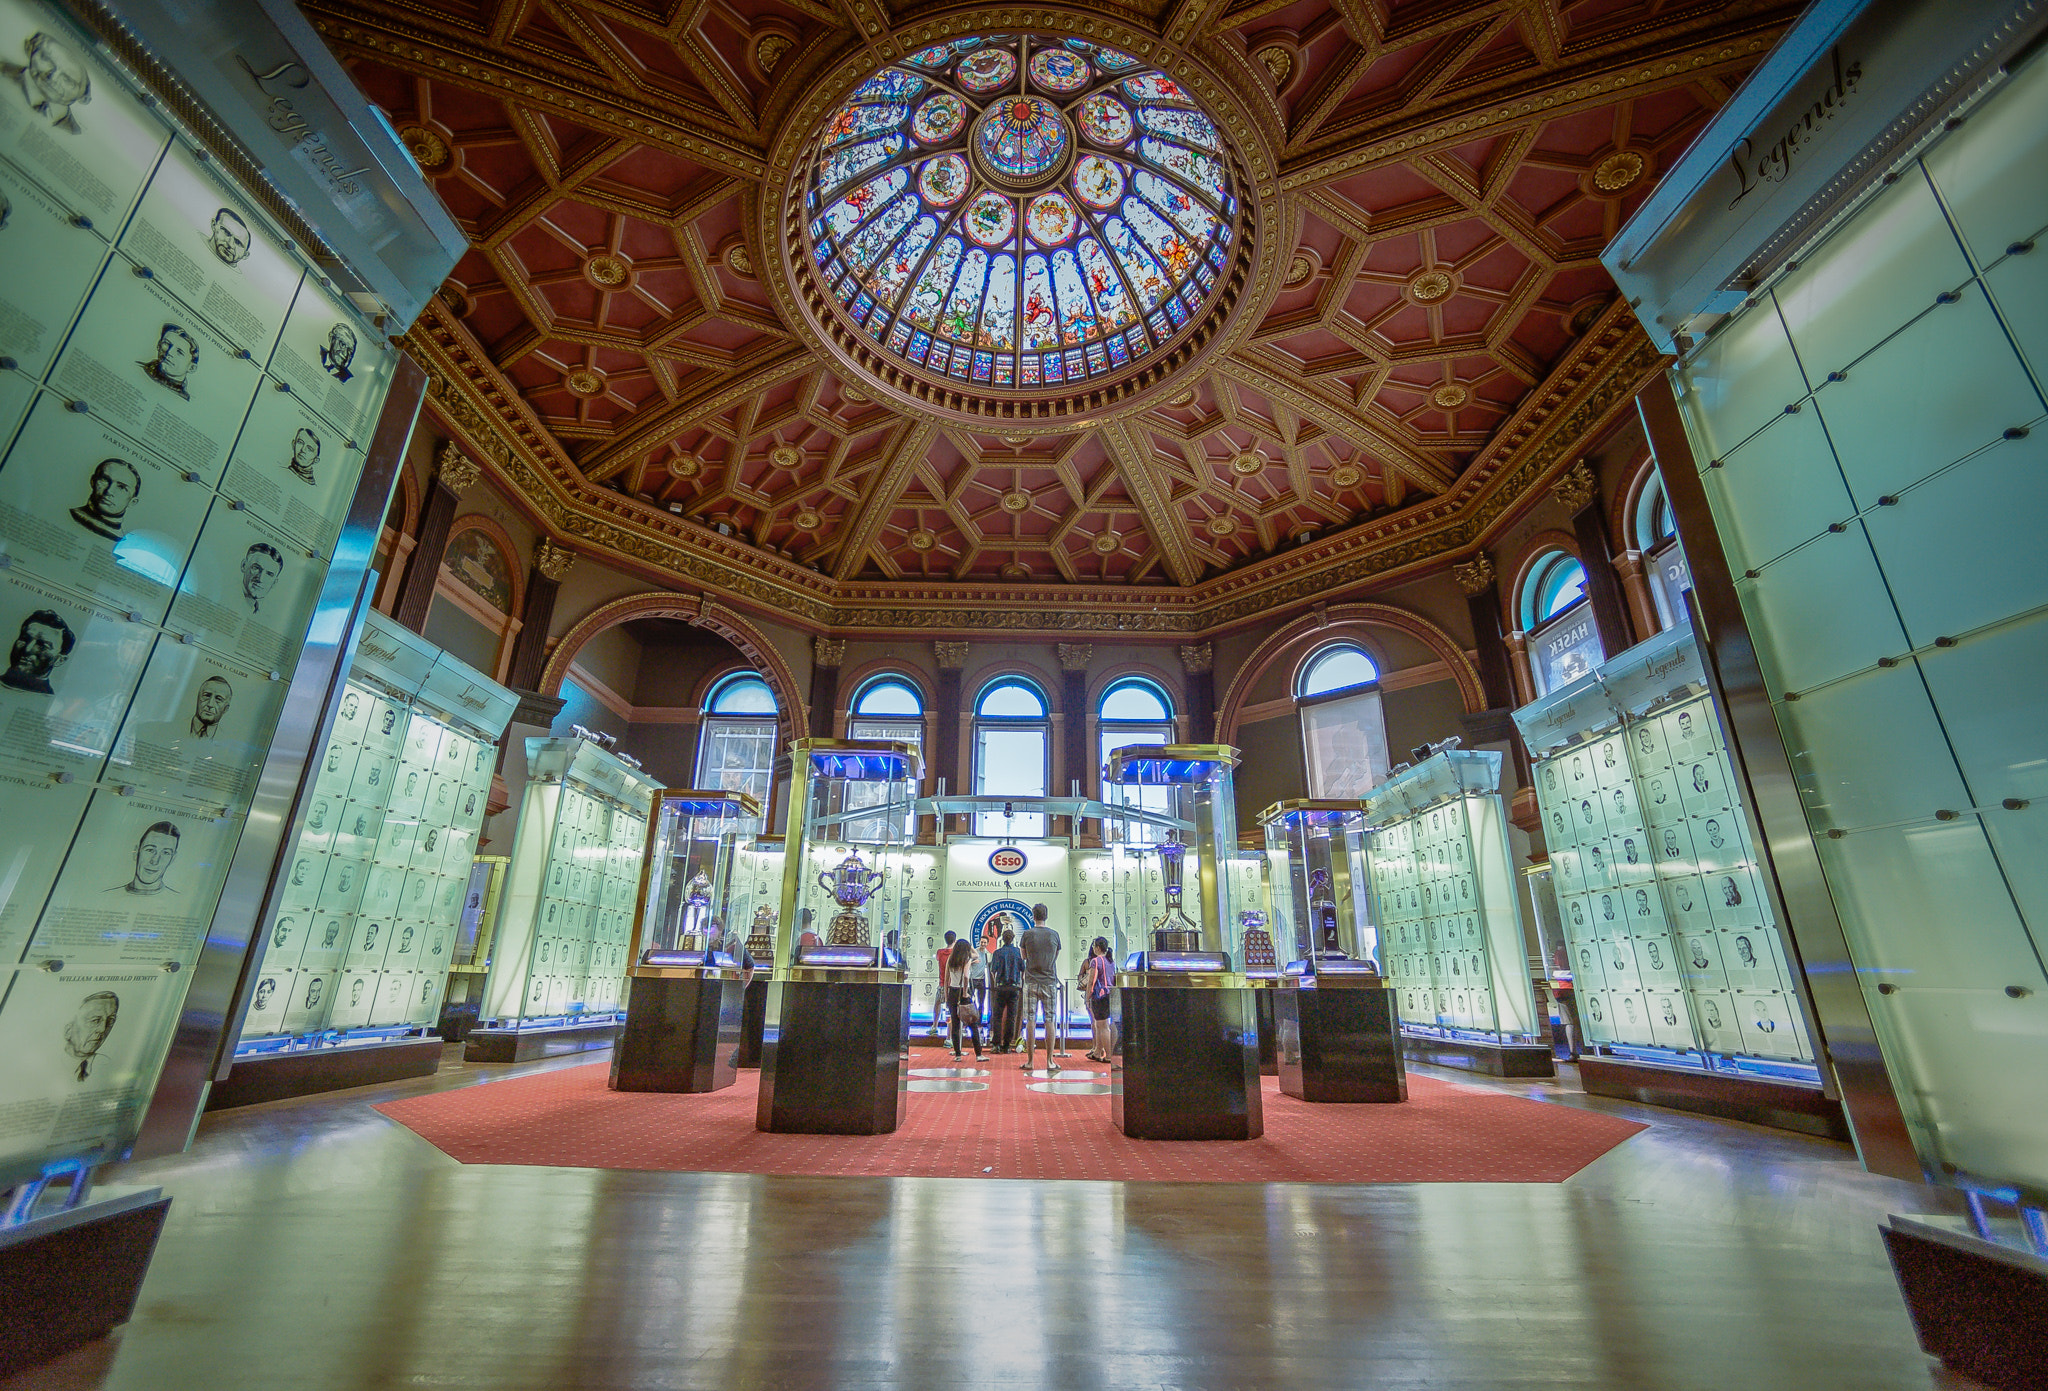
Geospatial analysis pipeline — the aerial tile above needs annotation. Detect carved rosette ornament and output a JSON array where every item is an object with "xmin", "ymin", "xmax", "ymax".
[
  {"xmin": 814, "ymin": 636, "xmax": 847, "ymax": 668},
  {"xmin": 436, "ymin": 441, "xmax": 483, "ymax": 495},
  {"xmin": 1452, "ymin": 552, "xmax": 1496, "ymax": 596},
  {"xmin": 1178, "ymin": 642, "xmax": 1214, "ymax": 675},
  {"xmin": 535, "ymin": 539, "xmax": 577, "ymax": 582},
  {"xmin": 1056, "ymin": 643, "xmax": 1092, "ymax": 672},
  {"xmin": 1552, "ymin": 461, "xmax": 1599, "ymax": 515},
  {"xmin": 933, "ymin": 641, "xmax": 970, "ymax": 670}
]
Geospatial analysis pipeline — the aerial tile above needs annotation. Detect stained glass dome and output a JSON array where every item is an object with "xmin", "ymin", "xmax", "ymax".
[{"xmin": 800, "ymin": 34, "xmax": 1242, "ymax": 397}]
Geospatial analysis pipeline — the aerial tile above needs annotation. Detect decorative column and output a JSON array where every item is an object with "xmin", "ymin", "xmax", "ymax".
[
  {"xmin": 810, "ymin": 637, "xmax": 844, "ymax": 740},
  {"xmin": 1614, "ymin": 548, "xmax": 1662, "ymax": 636},
  {"xmin": 1057, "ymin": 643, "xmax": 1092, "ymax": 796},
  {"xmin": 504, "ymin": 539, "xmax": 576, "ymax": 695},
  {"xmin": 392, "ymin": 440, "xmax": 480, "ymax": 634},
  {"xmin": 1178, "ymin": 641, "xmax": 1214, "ymax": 743},
  {"xmin": 1554, "ymin": 461, "xmax": 1634, "ymax": 659},
  {"xmin": 932, "ymin": 642, "xmax": 969, "ymax": 813},
  {"xmin": 1452, "ymin": 552, "xmax": 1514, "ymax": 712}
]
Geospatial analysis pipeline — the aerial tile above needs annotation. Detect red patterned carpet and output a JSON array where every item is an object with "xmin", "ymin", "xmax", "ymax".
[{"xmin": 375, "ymin": 1053, "xmax": 1645, "ymax": 1184}]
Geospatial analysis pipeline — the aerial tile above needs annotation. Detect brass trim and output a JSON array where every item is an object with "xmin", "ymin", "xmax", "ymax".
[
  {"xmin": 626, "ymin": 965, "xmax": 743, "ymax": 981},
  {"xmin": 790, "ymin": 736, "xmax": 924, "ymax": 782},
  {"xmin": 781, "ymin": 967, "xmax": 908, "ymax": 985},
  {"xmin": 1255, "ymin": 798, "xmax": 1369, "ymax": 824},
  {"xmin": 1105, "ymin": 742, "xmax": 1240, "ymax": 780},
  {"xmin": 654, "ymin": 788, "xmax": 764, "ymax": 817},
  {"xmin": 1120, "ymin": 972, "xmax": 1249, "ymax": 989}
]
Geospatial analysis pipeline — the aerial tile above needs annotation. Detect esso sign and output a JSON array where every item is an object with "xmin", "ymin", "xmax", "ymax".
[{"xmin": 988, "ymin": 847, "xmax": 1027, "ymax": 875}]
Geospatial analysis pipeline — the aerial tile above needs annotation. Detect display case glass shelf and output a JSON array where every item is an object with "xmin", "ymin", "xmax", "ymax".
[
  {"xmin": 1258, "ymin": 802, "xmax": 1377, "ymax": 974},
  {"xmin": 628, "ymin": 790, "xmax": 761, "ymax": 970}
]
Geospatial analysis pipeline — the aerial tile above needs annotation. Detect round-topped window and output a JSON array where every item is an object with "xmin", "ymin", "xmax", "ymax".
[{"xmin": 796, "ymin": 33, "xmax": 1245, "ymax": 404}]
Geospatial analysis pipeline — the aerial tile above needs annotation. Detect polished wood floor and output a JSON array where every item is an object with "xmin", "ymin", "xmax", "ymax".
[{"xmin": 2, "ymin": 1047, "xmax": 1988, "ymax": 1391}]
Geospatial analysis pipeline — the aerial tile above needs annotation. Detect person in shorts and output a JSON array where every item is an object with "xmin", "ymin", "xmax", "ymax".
[{"xmin": 1018, "ymin": 903, "xmax": 1061, "ymax": 1072}]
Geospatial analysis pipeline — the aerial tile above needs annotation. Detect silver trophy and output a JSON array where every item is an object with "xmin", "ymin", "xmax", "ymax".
[
  {"xmin": 1150, "ymin": 835, "xmax": 1203, "ymax": 953},
  {"xmin": 817, "ymin": 848, "xmax": 885, "ymax": 946}
]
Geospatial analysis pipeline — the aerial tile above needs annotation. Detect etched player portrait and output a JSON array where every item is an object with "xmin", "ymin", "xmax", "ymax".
[
  {"xmin": 69, "ymin": 458, "xmax": 141, "ymax": 539},
  {"xmin": 287, "ymin": 427, "xmax": 321, "ymax": 485},
  {"xmin": 61, "ymin": 991, "xmax": 119, "ymax": 1079},
  {"xmin": 189, "ymin": 675, "xmax": 232, "ymax": 738},
  {"xmin": 112, "ymin": 821, "xmax": 181, "ymax": 895},
  {"xmin": 252, "ymin": 977, "xmax": 276, "ymax": 1012},
  {"xmin": 207, "ymin": 208, "xmax": 251, "ymax": 266},
  {"xmin": 3, "ymin": 33, "xmax": 91, "ymax": 134},
  {"xmin": 139, "ymin": 324, "xmax": 199, "ymax": 399},
  {"xmin": 240, "ymin": 543, "xmax": 283, "ymax": 613},
  {"xmin": 320, "ymin": 323, "xmax": 357, "ymax": 382},
  {"xmin": 3, "ymin": 609, "xmax": 74, "ymax": 694}
]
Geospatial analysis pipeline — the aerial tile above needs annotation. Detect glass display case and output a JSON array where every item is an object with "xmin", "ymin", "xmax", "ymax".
[
  {"xmin": 1523, "ymin": 862, "xmax": 1573, "ymax": 1057},
  {"xmin": 235, "ymin": 612, "xmax": 516, "ymax": 1053},
  {"xmin": 774, "ymin": 740, "xmax": 918, "ymax": 971},
  {"xmin": 628, "ymin": 791, "xmax": 761, "ymax": 968},
  {"xmin": 758, "ymin": 739, "xmax": 919, "ymax": 1134},
  {"xmin": 1513, "ymin": 624, "xmax": 1820, "ymax": 1082},
  {"xmin": 1102, "ymin": 745, "xmax": 1262, "ymax": 1139},
  {"xmin": 1365, "ymin": 747, "xmax": 1550, "ymax": 1075},
  {"xmin": 1258, "ymin": 802, "xmax": 1378, "ymax": 972},
  {"xmin": 479, "ymin": 736, "xmax": 662, "ymax": 1031}
]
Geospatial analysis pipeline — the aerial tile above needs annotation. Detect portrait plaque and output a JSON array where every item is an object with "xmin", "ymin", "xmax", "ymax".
[
  {"xmin": 0, "ymin": 154, "xmax": 110, "ymax": 376},
  {"xmin": 0, "ymin": 0, "xmax": 167, "ymax": 225},
  {"xmin": 30, "ymin": 786, "xmax": 238, "ymax": 965}
]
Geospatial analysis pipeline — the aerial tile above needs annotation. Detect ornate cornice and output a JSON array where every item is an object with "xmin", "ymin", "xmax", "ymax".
[
  {"xmin": 1056, "ymin": 643, "xmax": 1093, "ymax": 673},
  {"xmin": 534, "ymin": 539, "xmax": 577, "ymax": 582},
  {"xmin": 933, "ymin": 641, "xmax": 970, "ymax": 671},
  {"xmin": 1452, "ymin": 552, "xmax": 1495, "ymax": 597},
  {"xmin": 435, "ymin": 441, "xmax": 482, "ymax": 495},
  {"xmin": 1553, "ymin": 462, "xmax": 1600, "ymax": 516}
]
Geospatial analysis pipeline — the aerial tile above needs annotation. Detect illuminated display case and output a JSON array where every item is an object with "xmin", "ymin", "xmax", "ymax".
[
  {"xmin": 1365, "ymin": 748, "xmax": 1552, "ymax": 1077},
  {"xmin": 1514, "ymin": 624, "xmax": 1821, "ymax": 1086},
  {"xmin": 758, "ymin": 739, "xmax": 918, "ymax": 1135},
  {"xmin": 1102, "ymin": 745, "xmax": 1262, "ymax": 1140},
  {"xmin": 1258, "ymin": 802, "xmax": 1404, "ymax": 1103},
  {"xmin": 476, "ymin": 737, "xmax": 661, "ymax": 1040},
  {"xmin": 234, "ymin": 612, "xmax": 515, "ymax": 1056},
  {"xmin": 612, "ymin": 790, "xmax": 759, "ymax": 1093}
]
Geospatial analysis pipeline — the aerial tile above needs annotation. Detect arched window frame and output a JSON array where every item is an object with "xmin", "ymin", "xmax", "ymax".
[
  {"xmin": 696, "ymin": 669, "xmax": 780, "ymax": 806},
  {"xmin": 1293, "ymin": 641, "xmax": 1391, "ymax": 799},
  {"xmin": 971, "ymin": 676, "xmax": 1050, "ymax": 837},
  {"xmin": 1097, "ymin": 677, "xmax": 1176, "ymax": 842},
  {"xmin": 847, "ymin": 674, "xmax": 927, "ymax": 761},
  {"xmin": 1520, "ymin": 550, "xmax": 1602, "ymax": 697},
  {"xmin": 1633, "ymin": 472, "xmax": 1693, "ymax": 633}
]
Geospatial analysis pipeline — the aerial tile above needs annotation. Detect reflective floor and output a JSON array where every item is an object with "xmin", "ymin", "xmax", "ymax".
[{"xmin": 1, "ymin": 1047, "xmax": 1988, "ymax": 1391}]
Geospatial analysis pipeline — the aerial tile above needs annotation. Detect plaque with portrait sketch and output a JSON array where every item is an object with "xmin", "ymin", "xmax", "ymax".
[
  {"xmin": 118, "ymin": 142, "xmax": 300, "ymax": 362},
  {"xmin": 297, "ymin": 913, "xmax": 349, "ymax": 970},
  {"xmin": 1644, "ymin": 990, "xmax": 1697, "ymax": 1051},
  {"xmin": 0, "ymin": 568, "xmax": 153, "ymax": 778},
  {"xmin": 395, "ymin": 869, "xmax": 437, "ymax": 922},
  {"xmin": 261, "ymin": 908, "xmax": 313, "ymax": 974},
  {"xmin": 274, "ymin": 843, "xmax": 326, "ymax": 913},
  {"xmin": 1674, "ymin": 748, "xmax": 1733, "ymax": 818},
  {"xmin": 0, "ymin": 155, "xmax": 108, "ymax": 376},
  {"xmin": 1688, "ymin": 988, "xmax": 1745, "ymax": 1055},
  {"xmin": 325, "ymin": 967, "xmax": 378, "ymax": 1031},
  {"xmin": 30, "ymin": 786, "xmax": 239, "ymax": 967},
  {"xmin": 310, "ymin": 734, "xmax": 360, "ymax": 802},
  {"xmin": 340, "ymin": 913, "xmax": 390, "ymax": 972},
  {"xmin": 368, "ymin": 968, "xmax": 415, "ymax": 1027},
  {"xmin": 420, "ymin": 772, "xmax": 461, "ymax": 832},
  {"xmin": 1677, "ymin": 926, "xmax": 1731, "ymax": 992},
  {"xmin": 167, "ymin": 504, "xmax": 321, "ymax": 674},
  {"xmin": 1704, "ymin": 864, "xmax": 1767, "ymax": 933},
  {"xmin": 0, "ymin": 759, "xmax": 92, "ymax": 962},
  {"xmin": 329, "ymin": 800, "xmax": 381, "ymax": 861},
  {"xmin": 358, "ymin": 863, "xmax": 403, "ymax": 920},
  {"xmin": 0, "ymin": 0, "xmax": 167, "ymax": 226},
  {"xmin": 360, "ymin": 691, "xmax": 406, "ymax": 756},
  {"xmin": 385, "ymin": 918, "xmax": 427, "ymax": 972},
  {"xmin": 406, "ymin": 969, "xmax": 444, "ymax": 1026},
  {"xmin": 267, "ymin": 278, "xmax": 389, "ymax": 440},
  {"xmin": 49, "ymin": 262, "xmax": 261, "ymax": 481},
  {"xmin": 1731, "ymin": 989, "xmax": 1811, "ymax": 1060},
  {"xmin": 219, "ymin": 381, "xmax": 361, "ymax": 558},
  {"xmin": 277, "ymin": 966, "xmax": 335, "ymax": 1035},
  {"xmin": 107, "ymin": 640, "xmax": 284, "ymax": 811},
  {"xmin": 1717, "ymin": 924, "xmax": 1788, "ymax": 993},
  {"xmin": 313, "ymin": 853, "xmax": 369, "ymax": 917},
  {"xmin": 1629, "ymin": 927, "xmax": 1681, "ymax": 988},
  {"xmin": 239, "ymin": 967, "xmax": 294, "ymax": 1038},
  {"xmin": 398, "ymin": 712, "xmax": 443, "ymax": 769},
  {"xmin": 385, "ymin": 760, "xmax": 430, "ymax": 821},
  {"xmin": 0, "ymin": 962, "xmax": 182, "ymax": 1180},
  {"xmin": 329, "ymin": 681, "xmax": 375, "ymax": 748},
  {"xmin": 291, "ymin": 792, "xmax": 340, "ymax": 859},
  {"xmin": 0, "ymin": 399, "xmax": 211, "ymax": 623}
]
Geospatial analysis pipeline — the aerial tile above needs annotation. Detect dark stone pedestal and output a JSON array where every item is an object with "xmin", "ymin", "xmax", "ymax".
[
  {"xmin": 1113, "ymin": 983, "xmax": 1263, "ymax": 1140},
  {"xmin": 1251, "ymin": 987, "xmax": 1278, "ymax": 1076},
  {"xmin": 1884, "ymin": 1215, "xmax": 2048, "ymax": 1391},
  {"xmin": 611, "ymin": 973, "xmax": 743, "ymax": 1093},
  {"xmin": 206, "ymin": 1037, "xmax": 442, "ymax": 1110},
  {"xmin": 1400, "ymin": 1030, "xmax": 1556, "ymax": 1078},
  {"xmin": 464, "ymin": 1018, "xmax": 622, "ymax": 1062},
  {"xmin": 1578, "ymin": 1055, "xmax": 1848, "ymax": 1138},
  {"xmin": 1275, "ymin": 982, "xmax": 1407, "ymax": 1103},
  {"xmin": 0, "ymin": 1188, "xmax": 169, "ymax": 1377},
  {"xmin": 738, "ymin": 976, "xmax": 770, "ymax": 1068},
  {"xmin": 757, "ymin": 976, "xmax": 910, "ymax": 1134}
]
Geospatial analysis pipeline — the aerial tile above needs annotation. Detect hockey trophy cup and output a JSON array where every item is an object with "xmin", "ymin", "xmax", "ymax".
[
  {"xmin": 818, "ymin": 848, "xmax": 886, "ymax": 946},
  {"xmin": 1150, "ymin": 835, "xmax": 1204, "ymax": 953}
]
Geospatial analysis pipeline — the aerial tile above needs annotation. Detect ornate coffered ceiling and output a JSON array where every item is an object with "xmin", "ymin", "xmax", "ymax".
[{"xmin": 308, "ymin": 0, "xmax": 1795, "ymax": 629}]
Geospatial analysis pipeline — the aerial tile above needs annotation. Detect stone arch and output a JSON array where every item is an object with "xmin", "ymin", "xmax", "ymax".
[
  {"xmin": 1610, "ymin": 447, "xmax": 1660, "ymax": 552},
  {"xmin": 1215, "ymin": 602, "xmax": 1485, "ymax": 744},
  {"xmin": 442, "ymin": 513, "xmax": 525, "ymax": 617},
  {"xmin": 1503, "ymin": 529, "xmax": 1584, "ymax": 631},
  {"xmin": 540, "ymin": 592, "xmax": 805, "ymax": 744}
]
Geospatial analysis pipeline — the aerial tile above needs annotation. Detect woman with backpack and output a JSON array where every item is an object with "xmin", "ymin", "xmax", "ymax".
[
  {"xmin": 1081, "ymin": 936, "xmax": 1116, "ymax": 1063},
  {"xmin": 944, "ymin": 936, "xmax": 983, "ymax": 1059}
]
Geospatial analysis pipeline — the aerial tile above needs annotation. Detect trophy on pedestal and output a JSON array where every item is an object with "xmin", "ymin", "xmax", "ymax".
[
  {"xmin": 746, "ymin": 902, "xmax": 776, "ymax": 962},
  {"xmin": 1307, "ymin": 867, "xmax": 1345, "ymax": 958},
  {"xmin": 678, "ymin": 869, "xmax": 714, "ymax": 952},
  {"xmin": 1150, "ymin": 835, "xmax": 1203, "ymax": 953},
  {"xmin": 818, "ymin": 848, "xmax": 886, "ymax": 946},
  {"xmin": 1239, "ymin": 908, "xmax": 1275, "ymax": 970}
]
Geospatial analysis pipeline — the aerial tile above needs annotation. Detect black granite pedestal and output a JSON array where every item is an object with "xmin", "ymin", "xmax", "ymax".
[
  {"xmin": 1250, "ymin": 986, "xmax": 1279, "ymax": 1076},
  {"xmin": 757, "ymin": 975, "xmax": 910, "ymax": 1134},
  {"xmin": 738, "ymin": 975, "xmax": 770, "ymax": 1068},
  {"xmin": 0, "ymin": 1188, "xmax": 169, "ymax": 1377},
  {"xmin": 1884, "ymin": 1214, "xmax": 2048, "ymax": 1391},
  {"xmin": 1274, "ymin": 980, "xmax": 1406, "ymax": 1103},
  {"xmin": 1113, "ymin": 983, "xmax": 1263, "ymax": 1140},
  {"xmin": 611, "ymin": 973, "xmax": 743, "ymax": 1093}
]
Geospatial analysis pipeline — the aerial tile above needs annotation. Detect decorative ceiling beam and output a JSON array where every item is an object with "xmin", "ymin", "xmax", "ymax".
[
  {"xmin": 830, "ymin": 419, "xmax": 939, "ymax": 581},
  {"xmin": 580, "ymin": 346, "xmax": 820, "ymax": 481},
  {"xmin": 1218, "ymin": 354, "xmax": 1457, "ymax": 493},
  {"xmin": 1099, "ymin": 422, "xmax": 1203, "ymax": 588}
]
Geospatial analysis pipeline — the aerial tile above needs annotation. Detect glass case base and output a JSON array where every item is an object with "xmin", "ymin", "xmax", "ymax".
[
  {"xmin": 1884, "ymin": 1215, "xmax": 2048, "ymax": 1391},
  {"xmin": 1577, "ymin": 1055, "xmax": 1846, "ymax": 1139},
  {"xmin": 1399, "ymin": 1030, "xmax": 1557, "ymax": 1078},
  {"xmin": 611, "ymin": 975, "xmax": 744, "ymax": 1094},
  {"xmin": 1275, "ymin": 984, "xmax": 1407, "ymax": 1104},
  {"xmin": 0, "ymin": 1187, "xmax": 169, "ymax": 1378},
  {"xmin": 463, "ymin": 1018, "xmax": 624, "ymax": 1063},
  {"xmin": 756, "ymin": 979, "xmax": 911, "ymax": 1134},
  {"xmin": 1251, "ymin": 987, "xmax": 1278, "ymax": 1076},
  {"xmin": 1112, "ymin": 985, "xmax": 1263, "ymax": 1140},
  {"xmin": 738, "ymin": 976, "xmax": 771, "ymax": 1069},
  {"xmin": 207, "ymin": 1036, "xmax": 443, "ymax": 1110}
]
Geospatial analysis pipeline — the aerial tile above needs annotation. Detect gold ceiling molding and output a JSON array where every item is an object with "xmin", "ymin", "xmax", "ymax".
[{"xmin": 404, "ymin": 294, "xmax": 1663, "ymax": 638}]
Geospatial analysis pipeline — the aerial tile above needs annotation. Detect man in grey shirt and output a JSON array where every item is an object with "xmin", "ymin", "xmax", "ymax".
[{"xmin": 1018, "ymin": 902, "xmax": 1062, "ymax": 1073}]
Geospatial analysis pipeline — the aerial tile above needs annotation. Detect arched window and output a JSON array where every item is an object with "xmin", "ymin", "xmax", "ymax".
[
  {"xmin": 1521, "ymin": 551, "xmax": 1602, "ymax": 697},
  {"xmin": 1634, "ymin": 472, "xmax": 1693, "ymax": 633},
  {"xmin": 848, "ymin": 676, "xmax": 925, "ymax": 758},
  {"xmin": 972, "ymin": 677, "xmax": 1049, "ymax": 836},
  {"xmin": 1098, "ymin": 678, "xmax": 1175, "ymax": 840},
  {"xmin": 1295, "ymin": 643, "xmax": 1389, "ymax": 798},
  {"xmin": 697, "ymin": 671, "xmax": 778, "ymax": 804}
]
